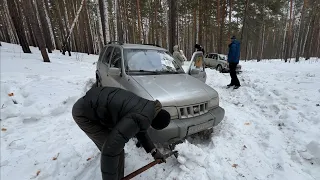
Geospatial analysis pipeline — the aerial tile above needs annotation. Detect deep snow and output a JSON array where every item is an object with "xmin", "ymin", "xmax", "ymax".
[{"xmin": 1, "ymin": 43, "xmax": 320, "ymax": 180}]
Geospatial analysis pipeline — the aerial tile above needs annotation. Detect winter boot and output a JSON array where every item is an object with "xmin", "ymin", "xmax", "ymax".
[
  {"xmin": 227, "ymin": 84, "xmax": 234, "ymax": 88},
  {"xmin": 233, "ymin": 85, "xmax": 241, "ymax": 89}
]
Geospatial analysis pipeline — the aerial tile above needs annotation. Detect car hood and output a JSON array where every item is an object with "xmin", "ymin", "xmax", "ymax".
[
  {"xmin": 131, "ymin": 74, "xmax": 218, "ymax": 107},
  {"xmin": 223, "ymin": 61, "xmax": 241, "ymax": 67}
]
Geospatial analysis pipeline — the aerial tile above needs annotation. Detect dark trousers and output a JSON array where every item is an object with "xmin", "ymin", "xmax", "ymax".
[
  {"xmin": 229, "ymin": 63, "xmax": 240, "ymax": 86},
  {"xmin": 72, "ymin": 98, "xmax": 124, "ymax": 180}
]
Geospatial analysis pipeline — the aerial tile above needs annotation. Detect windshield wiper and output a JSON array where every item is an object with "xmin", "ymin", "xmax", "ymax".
[
  {"xmin": 127, "ymin": 70, "xmax": 160, "ymax": 74},
  {"xmin": 161, "ymin": 70, "xmax": 184, "ymax": 74}
]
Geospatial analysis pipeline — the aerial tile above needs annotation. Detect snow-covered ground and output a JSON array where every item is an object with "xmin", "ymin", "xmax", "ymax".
[{"xmin": 1, "ymin": 42, "xmax": 320, "ymax": 180}]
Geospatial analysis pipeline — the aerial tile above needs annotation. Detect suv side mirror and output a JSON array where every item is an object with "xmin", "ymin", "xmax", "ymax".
[
  {"xmin": 190, "ymin": 68, "xmax": 200, "ymax": 75},
  {"xmin": 109, "ymin": 67, "xmax": 121, "ymax": 76}
]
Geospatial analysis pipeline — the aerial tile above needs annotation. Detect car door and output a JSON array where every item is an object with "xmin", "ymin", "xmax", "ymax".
[
  {"xmin": 96, "ymin": 46, "xmax": 107, "ymax": 69},
  {"xmin": 212, "ymin": 54, "xmax": 218, "ymax": 67},
  {"xmin": 107, "ymin": 46, "xmax": 122, "ymax": 88},
  {"xmin": 206, "ymin": 53, "xmax": 213, "ymax": 67},
  {"xmin": 187, "ymin": 51, "xmax": 207, "ymax": 83},
  {"xmin": 98, "ymin": 46, "xmax": 114, "ymax": 86}
]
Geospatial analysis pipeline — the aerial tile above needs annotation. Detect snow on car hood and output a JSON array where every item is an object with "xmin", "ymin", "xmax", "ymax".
[{"xmin": 131, "ymin": 74, "xmax": 218, "ymax": 107}]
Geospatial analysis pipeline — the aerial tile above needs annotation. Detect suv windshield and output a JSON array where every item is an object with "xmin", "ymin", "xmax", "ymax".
[{"xmin": 123, "ymin": 49, "xmax": 185, "ymax": 74}]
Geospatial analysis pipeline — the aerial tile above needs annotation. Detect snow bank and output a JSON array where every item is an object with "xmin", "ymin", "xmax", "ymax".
[{"xmin": 1, "ymin": 42, "xmax": 320, "ymax": 180}]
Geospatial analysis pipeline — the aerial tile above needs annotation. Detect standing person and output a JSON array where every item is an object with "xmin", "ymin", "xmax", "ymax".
[
  {"xmin": 72, "ymin": 86, "xmax": 171, "ymax": 180},
  {"xmin": 195, "ymin": 44, "xmax": 205, "ymax": 55},
  {"xmin": 227, "ymin": 36, "xmax": 241, "ymax": 89},
  {"xmin": 179, "ymin": 50, "xmax": 188, "ymax": 61},
  {"xmin": 173, "ymin": 45, "xmax": 185, "ymax": 66}
]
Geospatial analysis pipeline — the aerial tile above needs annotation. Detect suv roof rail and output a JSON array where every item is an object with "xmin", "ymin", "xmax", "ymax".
[
  {"xmin": 143, "ymin": 43, "xmax": 161, "ymax": 48},
  {"xmin": 107, "ymin": 41, "xmax": 124, "ymax": 45}
]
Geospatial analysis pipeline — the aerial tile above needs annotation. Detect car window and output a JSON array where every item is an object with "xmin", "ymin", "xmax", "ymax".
[
  {"xmin": 212, "ymin": 54, "xmax": 218, "ymax": 60},
  {"xmin": 102, "ymin": 46, "xmax": 114, "ymax": 64},
  {"xmin": 190, "ymin": 53, "xmax": 205, "ymax": 72},
  {"xmin": 110, "ymin": 47, "xmax": 122, "ymax": 68},
  {"xmin": 123, "ymin": 49, "xmax": 185, "ymax": 74},
  {"xmin": 208, "ymin": 54, "xmax": 213, "ymax": 58}
]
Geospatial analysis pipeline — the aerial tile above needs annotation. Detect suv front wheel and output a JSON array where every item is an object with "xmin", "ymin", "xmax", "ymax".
[
  {"xmin": 216, "ymin": 65, "xmax": 223, "ymax": 73},
  {"xmin": 95, "ymin": 75, "xmax": 102, "ymax": 87}
]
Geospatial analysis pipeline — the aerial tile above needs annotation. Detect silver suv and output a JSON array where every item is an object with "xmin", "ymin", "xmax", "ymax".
[
  {"xmin": 95, "ymin": 42, "xmax": 225, "ymax": 145},
  {"xmin": 204, "ymin": 53, "xmax": 242, "ymax": 73}
]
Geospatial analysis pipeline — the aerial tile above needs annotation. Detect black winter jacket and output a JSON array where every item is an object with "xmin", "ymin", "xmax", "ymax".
[{"xmin": 82, "ymin": 87, "xmax": 157, "ymax": 180}]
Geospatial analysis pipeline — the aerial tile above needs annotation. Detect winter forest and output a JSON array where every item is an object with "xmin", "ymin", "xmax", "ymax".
[
  {"xmin": 2, "ymin": 0, "xmax": 320, "ymax": 180},
  {"xmin": 0, "ymin": 0, "xmax": 320, "ymax": 63}
]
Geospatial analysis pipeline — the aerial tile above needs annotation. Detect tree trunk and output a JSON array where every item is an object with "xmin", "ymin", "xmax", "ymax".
[
  {"xmin": 0, "ymin": 1, "xmax": 11, "ymax": 43},
  {"xmin": 116, "ymin": 0, "xmax": 123, "ymax": 42},
  {"xmin": 49, "ymin": 0, "xmax": 63, "ymax": 50},
  {"xmin": 304, "ymin": 11, "xmax": 316, "ymax": 60},
  {"xmin": 98, "ymin": 0, "xmax": 107, "ymax": 45},
  {"xmin": 197, "ymin": 0, "xmax": 203, "ymax": 46},
  {"xmin": 217, "ymin": 0, "xmax": 221, "ymax": 53},
  {"xmin": 316, "ymin": 28, "xmax": 320, "ymax": 58},
  {"xmin": 36, "ymin": 0, "xmax": 53, "ymax": 53},
  {"xmin": 256, "ymin": 2, "xmax": 265, "ymax": 62},
  {"xmin": 168, "ymin": 0, "xmax": 176, "ymax": 53},
  {"xmin": 155, "ymin": 0, "xmax": 160, "ymax": 45},
  {"xmin": 240, "ymin": 0, "xmax": 249, "ymax": 54},
  {"xmin": 61, "ymin": 0, "xmax": 86, "ymax": 54},
  {"xmin": 193, "ymin": 7, "xmax": 197, "ymax": 50},
  {"xmin": 7, "ymin": 0, "xmax": 31, "ymax": 53},
  {"xmin": 284, "ymin": 0, "xmax": 293, "ymax": 62},
  {"xmin": 20, "ymin": 4, "xmax": 37, "ymax": 47},
  {"xmin": 24, "ymin": 0, "xmax": 50, "ymax": 62},
  {"xmin": 228, "ymin": 0, "xmax": 232, "ymax": 38},
  {"xmin": 96, "ymin": 0, "xmax": 104, "ymax": 49},
  {"xmin": 84, "ymin": 0, "xmax": 94, "ymax": 54},
  {"xmin": 42, "ymin": 0, "xmax": 55, "ymax": 49},
  {"xmin": 219, "ymin": 0, "xmax": 226, "ymax": 53}
]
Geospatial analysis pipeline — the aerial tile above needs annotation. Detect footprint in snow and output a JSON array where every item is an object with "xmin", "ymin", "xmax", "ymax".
[
  {"xmin": 23, "ymin": 117, "xmax": 40, "ymax": 124},
  {"xmin": 50, "ymin": 106, "xmax": 66, "ymax": 116},
  {"xmin": 272, "ymin": 89, "xmax": 280, "ymax": 96},
  {"xmin": 270, "ymin": 104, "xmax": 280, "ymax": 115},
  {"xmin": 23, "ymin": 98, "xmax": 35, "ymax": 107},
  {"xmin": 50, "ymin": 96, "xmax": 78, "ymax": 116},
  {"xmin": 7, "ymin": 139, "xmax": 26, "ymax": 150}
]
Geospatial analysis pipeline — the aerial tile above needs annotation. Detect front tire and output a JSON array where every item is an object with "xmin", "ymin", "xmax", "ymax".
[
  {"xmin": 95, "ymin": 75, "xmax": 102, "ymax": 87},
  {"xmin": 216, "ymin": 65, "xmax": 223, "ymax": 73}
]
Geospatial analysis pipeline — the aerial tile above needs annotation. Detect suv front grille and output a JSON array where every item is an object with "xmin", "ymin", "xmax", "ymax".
[{"xmin": 179, "ymin": 103, "xmax": 208, "ymax": 119}]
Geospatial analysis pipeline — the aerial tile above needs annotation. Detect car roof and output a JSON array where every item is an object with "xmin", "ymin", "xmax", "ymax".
[{"xmin": 109, "ymin": 43, "xmax": 168, "ymax": 51}]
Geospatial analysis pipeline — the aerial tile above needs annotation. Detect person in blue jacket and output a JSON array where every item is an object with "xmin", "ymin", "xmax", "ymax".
[{"xmin": 227, "ymin": 36, "xmax": 241, "ymax": 89}]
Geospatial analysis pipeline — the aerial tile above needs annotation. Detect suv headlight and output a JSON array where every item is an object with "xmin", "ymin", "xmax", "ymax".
[
  {"xmin": 208, "ymin": 97, "xmax": 219, "ymax": 110},
  {"xmin": 163, "ymin": 107, "xmax": 178, "ymax": 119}
]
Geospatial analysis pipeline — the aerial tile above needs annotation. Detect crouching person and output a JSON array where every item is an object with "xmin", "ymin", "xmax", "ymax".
[{"xmin": 72, "ymin": 86, "xmax": 171, "ymax": 180}]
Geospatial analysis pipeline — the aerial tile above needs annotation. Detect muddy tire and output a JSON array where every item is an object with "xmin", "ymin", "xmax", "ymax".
[{"xmin": 95, "ymin": 75, "xmax": 102, "ymax": 87}]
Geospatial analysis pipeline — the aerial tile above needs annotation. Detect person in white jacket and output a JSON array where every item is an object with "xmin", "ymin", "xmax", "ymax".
[
  {"xmin": 173, "ymin": 45, "xmax": 185, "ymax": 66},
  {"xmin": 179, "ymin": 50, "xmax": 188, "ymax": 61}
]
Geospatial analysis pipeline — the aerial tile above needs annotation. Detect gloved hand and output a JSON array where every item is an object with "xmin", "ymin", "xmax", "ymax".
[{"xmin": 151, "ymin": 149, "xmax": 166, "ymax": 164}]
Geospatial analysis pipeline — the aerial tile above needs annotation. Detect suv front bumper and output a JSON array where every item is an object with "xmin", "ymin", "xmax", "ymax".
[
  {"xmin": 222, "ymin": 67, "xmax": 242, "ymax": 73},
  {"xmin": 147, "ymin": 106, "xmax": 225, "ymax": 145}
]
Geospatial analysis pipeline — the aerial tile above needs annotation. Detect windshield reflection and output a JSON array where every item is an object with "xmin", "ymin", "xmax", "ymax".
[{"xmin": 124, "ymin": 49, "xmax": 185, "ymax": 74}]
